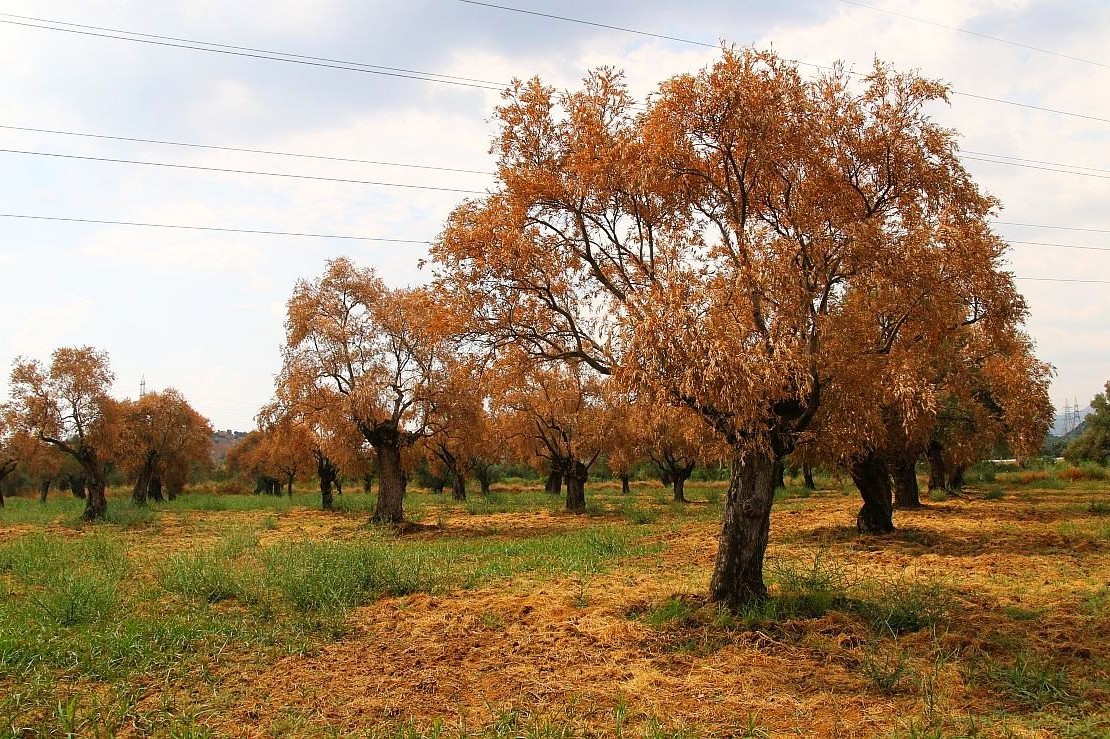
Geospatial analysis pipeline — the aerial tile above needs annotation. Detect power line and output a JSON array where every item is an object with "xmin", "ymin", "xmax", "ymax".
[
  {"xmin": 0, "ymin": 124, "xmax": 496, "ymax": 176},
  {"xmin": 0, "ymin": 214, "xmax": 433, "ymax": 243},
  {"xmin": 4, "ymin": 213, "xmax": 1108, "ymax": 286},
  {"xmin": 0, "ymin": 15, "xmax": 504, "ymax": 91},
  {"xmin": 1009, "ymin": 240, "xmax": 1110, "ymax": 252},
  {"xmin": 996, "ymin": 221, "xmax": 1110, "ymax": 234},
  {"xmin": 965, "ymin": 150, "xmax": 1110, "ymax": 176},
  {"xmin": 7, "ymin": 122, "xmax": 1108, "ymax": 182},
  {"xmin": 835, "ymin": 0, "xmax": 1109, "ymax": 70},
  {"xmin": 961, "ymin": 155, "xmax": 1110, "ymax": 180},
  {"xmin": 1014, "ymin": 277, "xmax": 1110, "ymax": 284},
  {"xmin": 0, "ymin": 148, "xmax": 486, "ymax": 194},
  {"xmin": 456, "ymin": 0, "xmax": 1110, "ymax": 126}
]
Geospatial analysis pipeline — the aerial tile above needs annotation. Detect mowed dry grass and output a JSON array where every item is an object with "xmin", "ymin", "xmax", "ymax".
[{"xmin": 2, "ymin": 481, "xmax": 1108, "ymax": 738}]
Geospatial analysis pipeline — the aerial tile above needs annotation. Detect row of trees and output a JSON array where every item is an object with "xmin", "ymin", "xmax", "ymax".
[
  {"xmin": 1, "ymin": 348, "xmax": 213, "ymax": 519},
  {"xmin": 261, "ymin": 48, "xmax": 1052, "ymax": 606},
  {"xmin": 4, "ymin": 48, "xmax": 1055, "ymax": 609}
]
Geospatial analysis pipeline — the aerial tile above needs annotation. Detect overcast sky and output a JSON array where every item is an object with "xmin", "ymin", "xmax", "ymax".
[{"xmin": 1, "ymin": 0, "xmax": 1107, "ymax": 431}]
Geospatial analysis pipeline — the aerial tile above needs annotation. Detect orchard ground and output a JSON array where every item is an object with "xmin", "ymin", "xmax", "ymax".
[{"xmin": 1, "ymin": 467, "xmax": 1108, "ymax": 738}]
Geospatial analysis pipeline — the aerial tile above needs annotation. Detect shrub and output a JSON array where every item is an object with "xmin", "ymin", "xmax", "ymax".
[
  {"xmin": 623, "ymin": 505, "xmax": 658, "ymax": 525},
  {"xmin": 986, "ymin": 654, "xmax": 1072, "ymax": 709},
  {"xmin": 867, "ymin": 577, "xmax": 950, "ymax": 635},
  {"xmin": 158, "ymin": 553, "xmax": 249, "ymax": 604},
  {"xmin": 769, "ymin": 550, "xmax": 850, "ymax": 618},
  {"xmin": 34, "ymin": 572, "xmax": 119, "ymax": 626}
]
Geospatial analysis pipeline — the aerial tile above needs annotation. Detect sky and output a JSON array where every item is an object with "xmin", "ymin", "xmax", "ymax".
[{"xmin": 1, "ymin": 0, "xmax": 1107, "ymax": 431}]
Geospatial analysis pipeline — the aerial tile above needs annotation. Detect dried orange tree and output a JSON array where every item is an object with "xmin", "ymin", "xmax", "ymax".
[
  {"xmin": 433, "ymin": 49, "xmax": 1029, "ymax": 605},
  {"xmin": 7, "ymin": 347, "xmax": 119, "ymax": 520},
  {"xmin": 120, "ymin": 389, "xmax": 212, "ymax": 504},
  {"xmin": 924, "ymin": 328, "xmax": 1054, "ymax": 493},
  {"xmin": 278, "ymin": 257, "xmax": 443, "ymax": 523},
  {"xmin": 419, "ymin": 355, "xmax": 492, "ymax": 501},
  {"xmin": 491, "ymin": 352, "xmax": 611, "ymax": 513}
]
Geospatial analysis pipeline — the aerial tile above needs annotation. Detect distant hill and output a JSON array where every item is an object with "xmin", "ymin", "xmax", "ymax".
[{"xmin": 211, "ymin": 430, "xmax": 249, "ymax": 464}]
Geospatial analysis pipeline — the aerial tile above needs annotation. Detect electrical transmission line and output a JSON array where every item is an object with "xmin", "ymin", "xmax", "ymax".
[
  {"xmin": 0, "ymin": 124, "xmax": 495, "ymax": 175},
  {"xmin": 0, "ymin": 13, "xmax": 504, "ymax": 91},
  {"xmin": 456, "ymin": 0, "xmax": 1110, "ymax": 126},
  {"xmin": 4, "ymin": 213, "xmax": 1108, "ymax": 284},
  {"xmin": 0, "ymin": 148, "xmax": 486, "ymax": 194},
  {"xmin": 834, "ymin": 0, "xmax": 1109, "ymax": 70},
  {"xmin": 0, "ymin": 214, "xmax": 432, "ymax": 243}
]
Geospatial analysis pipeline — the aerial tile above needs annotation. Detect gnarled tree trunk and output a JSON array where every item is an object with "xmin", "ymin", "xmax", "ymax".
[
  {"xmin": 709, "ymin": 453, "xmax": 778, "ymax": 606},
  {"xmin": 132, "ymin": 450, "xmax": 158, "ymax": 505},
  {"xmin": 850, "ymin": 453, "xmax": 895, "ymax": 534},
  {"xmin": 82, "ymin": 458, "xmax": 108, "ymax": 521},
  {"xmin": 451, "ymin": 467, "xmax": 467, "ymax": 501},
  {"xmin": 38, "ymin": 477, "xmax": 51, "ymax": 503},
  {"xmin": 802, "ymin": 464, "xmax": 816, "ymax": 490},
  {"xmin": 152, "ymin": 476, "xmax": 167, "ymax": 502},
  {"xmin": 544, "ymin": 466, "xmax": 563, "ymax": 495},
  {"xmin": 925, "ymin": 440, "xmax": 947, "ymax": 492},
  {"xmin": 891, "ymin": 458, "xmax": 921, "ymax": 509},
  {"xmin": 947, "ymin": 466, "xmax": 966, "ymax": 493},
  {"xmin": 371, "ymin": 440, "xmax": 406, "ymax": 524},
  {"xmin": 316, "ymin": 451, "xmax": 338, "ymax": 511},
  {"xmin": 672, "ymin": 462, "xmax": 695, "ymax": 503},
  {"xmin": 565, "ymin": 460, "xmax": 588, "ymax": 513},
  {"xmin": 773, "ymin": 461, "xmax": 785, "ymax": 491}
]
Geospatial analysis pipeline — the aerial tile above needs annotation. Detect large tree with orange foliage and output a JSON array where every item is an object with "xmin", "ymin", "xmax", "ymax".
[
  {"xmin": 279, "ymin": 258, "xmax": 443, "ymax": 523},
  {"xmin": 8, "ymin": 347, "xmax": 119, "ymax": 520},
  {"xmin": 433, "ymin": 49, "xmax": 1031, "ymax": 605},
  {"xmin": 120, "ymin": 389, "xmax": 213, "ymax": 504}
]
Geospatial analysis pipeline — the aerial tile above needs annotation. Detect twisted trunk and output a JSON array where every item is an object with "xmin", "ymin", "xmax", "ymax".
[
  {"xmin": 152, "ymin": 476, "xmax": 167, "ymax": 502},
  {"xmin": 371, "ymin": 439, "xmax": 406, "ymax": 524},
  {"xmin": 316, "ymin": 451, "xmax": 338, "ymax": 511},
  {"xmin": 709, "ymin": 454, "xmax": 778, "ymax": 606},
  {"xmin": 891, "ymin": 458, "xmax": 921, "ymax": 509},
  {"xmin": 773, "ymin": 461, "xmax": 785, "ymax": 491},
  {"xmin": 132, "ymin": 450, "xmax": 158, "ymax": 505},
  {"xmin": 38, "ymin": 477, "xmax": 51, "ymax": 503},
  {"xmin": 925, "ymin": 440, "xmax": 947, "ymax": 492},
  {"xmin": 565, "ymin": 460, "xmax": 588, "ymax": 514},
  {"xmin": 544, "ymin": 466, "xmax": 563, "ymax": 495},
  {"xmin": 851, "ymin": 453, "xmax": 895, "ymax": 534}
]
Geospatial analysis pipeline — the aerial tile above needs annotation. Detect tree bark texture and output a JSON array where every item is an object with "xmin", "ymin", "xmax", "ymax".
[
  {"xmin": 545, "ymin": 467, "xmax": 563, "ymax": 495},
  {"xmin": 565, "ymin": 460, "xmax": 588, "ymax": 514},
  {"xmin": 925, "ymin": 440, "xmax": 947, "ymax": 492},
  {"xmin": 891, "ymin": 458, "xmax": 922, "ymax": 509},
  {"xmin": 709, "ymin": 454, "xmax": 779, "ymax": 606},
  {"xmin": 372, "ymin": 440, "xmax": 406, "ymax": 524},
  {"xmin": 451, "ymin": 468, "xmax": 467, "ymax": 501},
  {"xmin": 850, "ymin": 453, "xmax": 895, "ymax": 534},
  {"xmin": 316, "ymin": 452, "xmax": 338, "ymax": 511}
]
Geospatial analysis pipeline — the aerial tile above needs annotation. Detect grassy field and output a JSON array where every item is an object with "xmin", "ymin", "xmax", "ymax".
[{"xmin": 0, "ymin": 473, "xmax": 1107, "ymax": 738}]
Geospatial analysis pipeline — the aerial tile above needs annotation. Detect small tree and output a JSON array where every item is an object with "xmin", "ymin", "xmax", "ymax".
[
  {"xmin": 280, "ymin": 259, "xmax": 443, "ymax": 523},
  {"xmin": 120, "ymin": 389, "xmax": 213, "ymax": 504},
  {"xmin": 8, "ymin": 347, "xmax": 119, "ymax": 520}
]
